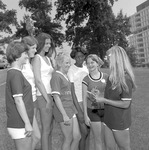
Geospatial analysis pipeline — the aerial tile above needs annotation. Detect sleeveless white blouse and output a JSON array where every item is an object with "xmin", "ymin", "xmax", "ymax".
[{"xmin": 36, "ymin": 54, "xmax": 54, "ymax": 96}]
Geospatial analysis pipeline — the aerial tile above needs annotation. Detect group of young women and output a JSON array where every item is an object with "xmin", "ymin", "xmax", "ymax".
[{"xmin": 5, "ymin": 31, "xmax": 136, "ymax": 150}]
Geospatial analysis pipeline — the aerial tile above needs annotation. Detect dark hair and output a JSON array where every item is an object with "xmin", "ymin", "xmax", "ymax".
[
  {"xmin": 70, "ymin": 46, "xmax": 88, "ymax": 59},
  {"xmin": 22, "ymin": 36, "xmax": 38, "ymax": 47},
  {"xmin": 6, "ymin": 41, "xmax": 29, "ymax": 64},
  {"xmin": 36, "ymin": 32, "xmax": 55, "ymax": 56}
]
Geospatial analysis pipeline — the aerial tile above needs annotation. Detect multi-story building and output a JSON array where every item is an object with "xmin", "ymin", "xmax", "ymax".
[{"xmin": 129, "ymin": 0, "xmax": 149, "ymax": 65}]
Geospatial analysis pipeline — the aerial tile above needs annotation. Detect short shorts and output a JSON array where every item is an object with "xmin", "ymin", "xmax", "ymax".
[{"xmin": 87, "ymin": 108, "xmax": 104, "ymax": 122}]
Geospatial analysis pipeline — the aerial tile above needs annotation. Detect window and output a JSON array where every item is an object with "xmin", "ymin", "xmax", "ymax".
[
  {"xmin": 139, "ymin": 48, "xmax": 144, "ymax": 52},
  {"xmin": 140, "ymin": 54, "xmax": 145, "ymax": 57}
]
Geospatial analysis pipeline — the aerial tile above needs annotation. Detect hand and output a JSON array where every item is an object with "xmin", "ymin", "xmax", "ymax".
[
  {"xmin": 84, "ymin": 115, "xmax": 91, "ymax": 127},
  {"xmin": 63, "ymin": 115, "xmax": 70, "ymax": 126},
  {"xmin": 94, "ymin": 95, "xmax": 105, "ymax": 103},
  {"xmin": 46, "ymin": 101, "xmax": 51, "ymax": 113},
  {"xmin": 25, "ymin": 123, "xmax": 33, "ymax": 137}
]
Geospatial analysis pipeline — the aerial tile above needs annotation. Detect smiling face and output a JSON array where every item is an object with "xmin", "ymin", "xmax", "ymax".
[
  {"xmin": 43, "ymin": 39, "xmax": 51, "ymax": 53},
  {"xmin": 86, "ymin": 57, "xmax": 99, "ymax": 73},
  {"xmin": 75, "ymin": 51, "xmax": 85, "ymax": 67},
  {"xmin": 28, "ymin": 44, "xmax": 37, "ymax": 58},
  {"xmin": 61, "ymin": 56, "xmax": 71, "ymax": 74}
]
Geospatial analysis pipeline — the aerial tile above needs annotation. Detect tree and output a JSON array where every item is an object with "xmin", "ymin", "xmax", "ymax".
[
  {"xmin": 16, "ymin": 0, "xmax": 64, "ymax": 46},
  {"xmin": 126, "ymin": 46, "xmax": 138, "ymax": 67},
  {"xmin": 55, "ymin": 0, "xmax": 130, "ymax": 59},
  {"xmin": 0, "ymin": 0, "xmax": 17, "ymax": 34}
]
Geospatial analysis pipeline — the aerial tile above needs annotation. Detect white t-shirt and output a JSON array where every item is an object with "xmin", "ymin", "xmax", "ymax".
[
  {"xmin": 22, "ymin": 59, "xmax": 37, "ymax": 102},
  {"xmin": 36, "ymin": 54, "xmax": 54, "ymax": 96},
  {"xmin": 68, "ymin": 64, "xmax": 88, "ymax": 102}
]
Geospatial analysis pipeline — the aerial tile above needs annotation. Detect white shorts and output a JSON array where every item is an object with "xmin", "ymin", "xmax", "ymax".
[{"xmin": 7, "ymin": 128, "xmax": 26, "ymax": 139}]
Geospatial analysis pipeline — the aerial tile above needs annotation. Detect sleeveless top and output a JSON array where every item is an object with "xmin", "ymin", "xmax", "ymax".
[
  {"xmin": 22, "ymin": 59, "xmax": 37, "ymax": 102},
  {"xmin": 36, "ymin": 54, "xmax": 54, "ymax": 96}
]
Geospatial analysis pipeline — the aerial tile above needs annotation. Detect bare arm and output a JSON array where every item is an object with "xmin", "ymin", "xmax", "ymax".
[
  {"xmin": 104, "ymin": 98, "xmax": 131, "ymax": 108},
  {"xmin": 95, "ymin": 96, "xmax": 131, "ymax": 109},
  {"xmin": 14, "ymin": 96, "xmax": 32, "ymax": 136},
  {"xmin": 32, "ymin": 55, "xmax": 50, "ymax": 103},
  {"xmin": 82, "ymin": 83, "xmax": 88, "ymax": 117}
]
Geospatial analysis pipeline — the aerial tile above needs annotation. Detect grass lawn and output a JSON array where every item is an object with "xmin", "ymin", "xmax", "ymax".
[
  {"xmin": 0, "ymin": 68, "xmax": 149, "ymax": 150},
  {"xmin": 101, "ymin": 67, "xmax": 149, "ymax": 150}
]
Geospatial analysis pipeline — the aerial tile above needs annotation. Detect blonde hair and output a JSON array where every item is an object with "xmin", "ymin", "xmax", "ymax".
[
  {"xmin": 85, "ymin": 54, "xmax": 104, "ymax": 67},
  {"xmin": 107, "ymin": 46, "xmax": 136, "ymax": 92},
  {"xmin": 55, "ymin": 52, "xmax": 70, "ymax": 70}
]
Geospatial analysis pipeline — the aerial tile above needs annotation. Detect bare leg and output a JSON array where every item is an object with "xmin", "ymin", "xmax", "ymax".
[
  {"xmin": 15, "ymin": 136, "xmax": 32, "ymax": 150},
  {"xmin": 104, "ymin": 125, "xmax": 117, "ymax": 150},
  {"xmin": 60, "ymin": 119, "xmax": 73, "ymax": 150},
  {"xmin": 39, "ymin": 107, "xmax": 53, "ymax": 150},
  {"xmin": 90, "ymin": 122, "xmax": 102, "ymax": 150},
  {"xmin": 32, "ymin": 108, "xmax": 41, "ymax": 150},
  {"xmin": 71, "ymin": 117, "xmax": 81, "ymax": 150},
  {"xmin": 113, "ymin": 129, "xmax": 131, "ymax": 150}
]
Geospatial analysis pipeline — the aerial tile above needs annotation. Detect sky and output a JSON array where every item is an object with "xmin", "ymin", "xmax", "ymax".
[
  {"xmin": 3, "ymin": 0, "xmax": 147, "ymax": 20},
  {"xmin": 112, "ymin": 0, "xmax": 147, "ymax": 16},
  {"xmin": 1, "ymin": 0, "xmax": 147, "ymax": 36}
]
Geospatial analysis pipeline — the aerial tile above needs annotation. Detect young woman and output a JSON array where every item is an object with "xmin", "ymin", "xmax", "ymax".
[
  {"xmin": 94, "ymin": 46, "xmax": 136, "ymax": 150},
  {"xmin": 51, "ymin": 52, "xmax": 81, "ymax": 150},
  {"xmin": 32, "ymin": 32, "xmax": 55, "ymax": 150},
  {"xmin": 5, "ymin": 41, "xmax": 34, "ymax": 150},
  {"xmin": 67, "ymin": 46, "xmax": 89, "ymax": 150},
  {"xmin": 82, "ymin": 54, "xmax": 108, "ymax": 150},
  {"xmin": 22, "ymin": 36, "xmax": 41, "ymax": 150}
]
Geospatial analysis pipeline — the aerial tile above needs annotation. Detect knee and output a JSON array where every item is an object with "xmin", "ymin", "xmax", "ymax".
[
  {"xmin": 80, "ymin": 124, "xmax": 89, "ymax": 138},
  {"xmin": 94, "ymin": 135, "xmax": 102, "ymax": 144},
  {"xmin": 105, "ymin": 143, "xmax": 117, "ymax": 150},
  {"xmin": 118, "ymin": 142, "xmax": 131, "ymax": 150},
  {"xmin": 73, "ymin": 131, "xmax": 81, "ymax": 142},
  {"xmin": 64, "ymin": 134, "xmax": 73, "ymax": 143},
  {"xmin": 42, "ymin": 124, "xmax": 51, "ymax": 135}
]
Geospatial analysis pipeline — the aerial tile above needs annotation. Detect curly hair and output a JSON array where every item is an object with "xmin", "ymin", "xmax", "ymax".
[{"xmin": 70, "ymin": 46, "xmax": 88, "ymax": 59}]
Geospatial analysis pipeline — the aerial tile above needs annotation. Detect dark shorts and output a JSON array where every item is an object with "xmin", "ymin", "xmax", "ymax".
[
  {"xmin": 87, "ymin": 108, "xmax": 104, "ymax": 122},
  {"xmin": 37, "ymin": 94, "xmax": 53, "ymax": 109}
]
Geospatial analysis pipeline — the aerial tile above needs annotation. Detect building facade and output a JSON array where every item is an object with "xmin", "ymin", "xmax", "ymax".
[{"xmin": 129, "ymin": 0, "xmax": 149, "ymax": 65}]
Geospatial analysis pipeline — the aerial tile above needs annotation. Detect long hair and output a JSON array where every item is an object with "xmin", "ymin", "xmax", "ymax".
[
  {"xmin": 108, "ymin": 46, "xmax": 136, "ymax": 92},
  {"xmin": 36, "ymin": 32, "xmax": 55, "ymax": 56}
]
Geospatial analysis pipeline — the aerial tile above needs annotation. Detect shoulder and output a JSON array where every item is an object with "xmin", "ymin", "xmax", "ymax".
[
  {"xmin": 82, "ymin": 75, "xmax": 89, "ymax": 85},
  {"xmin": 34, "ymin": 54, "xmax": 40, "ymax": 61},
  {"xmin": 32, "ymin": 54, "xmax": 41, "ymax": 66},
  {"xmin": 51, "ymin": 71, "xmax": 61, "ymax": 79},
  {"xmin": 83, "ymin": 74, "xmax": 89, "ymax": 80},
  {"xmin": 8, "ymin": 69, "xmax": 22, "ymax": 77}
]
